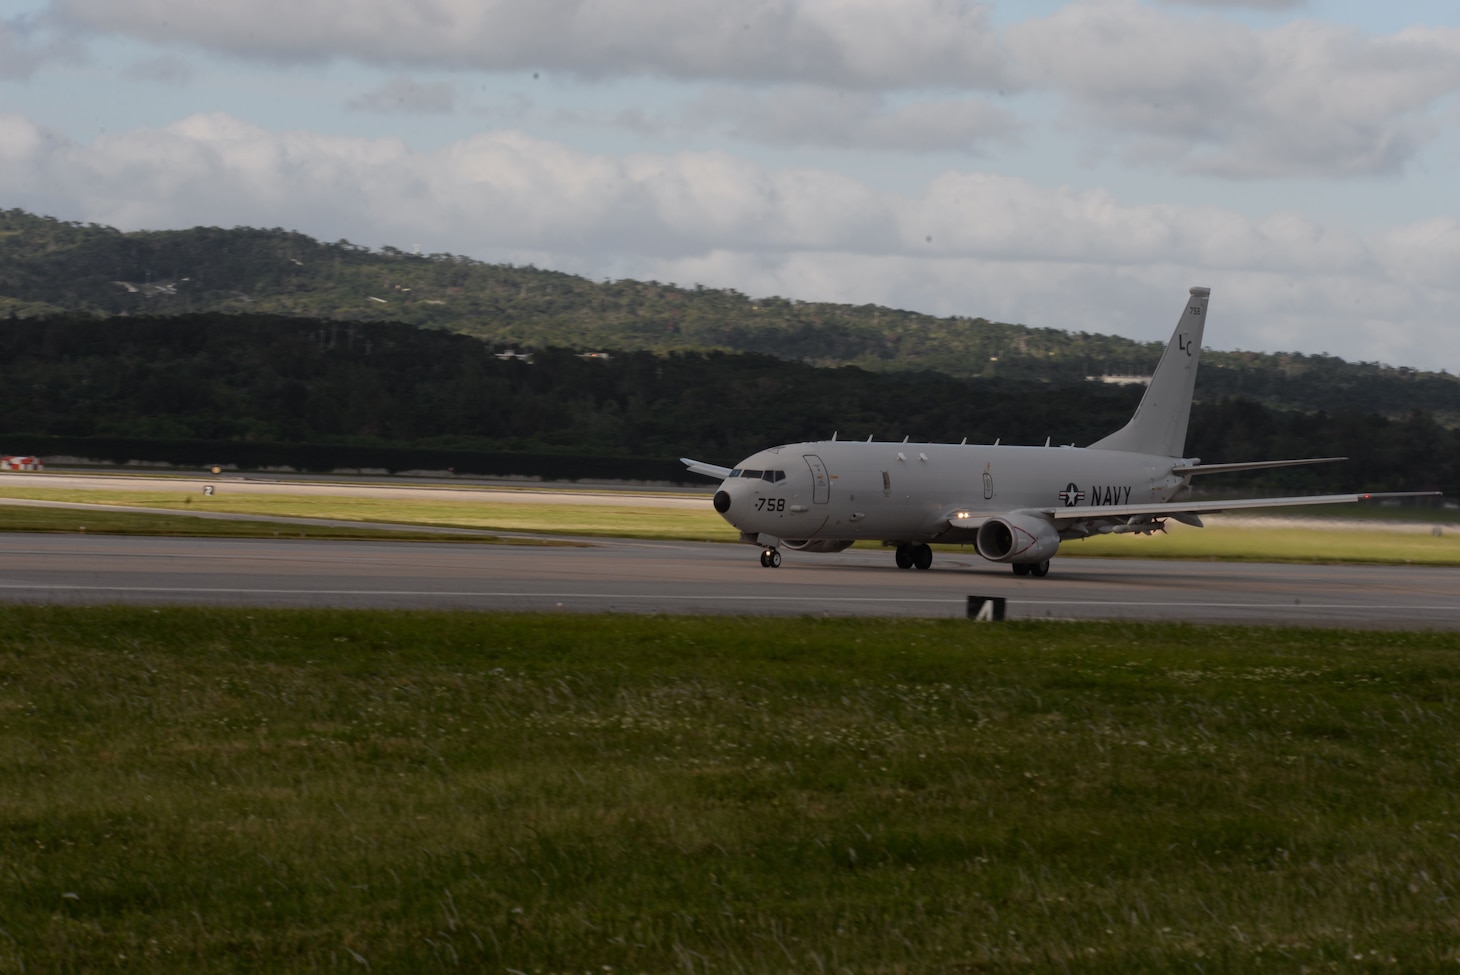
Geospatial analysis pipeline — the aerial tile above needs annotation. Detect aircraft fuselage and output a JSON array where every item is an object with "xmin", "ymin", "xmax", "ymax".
[{"xmin": 714, "ymin": 440, "xmax": 1188, "ymax": 547}]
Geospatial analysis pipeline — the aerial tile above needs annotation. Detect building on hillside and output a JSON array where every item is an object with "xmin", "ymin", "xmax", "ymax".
[{"xmin": 0, "ymin": 455, "xmax": 43, "ymax": 471}]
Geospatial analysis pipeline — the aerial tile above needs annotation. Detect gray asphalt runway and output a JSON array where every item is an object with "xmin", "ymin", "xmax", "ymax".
[{"xmin": 2, "ymin": 532, "xmax": 1458, "ymax": 628}]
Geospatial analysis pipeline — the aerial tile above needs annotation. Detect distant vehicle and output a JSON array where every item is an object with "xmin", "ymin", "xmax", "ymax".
[
  {"xmin": 684, "ymin": 286, "xmax": 1440, "ymax": 574},
  {"xmin": 0, "ymin": 455, "xmax": 43, "ymax": 472}
]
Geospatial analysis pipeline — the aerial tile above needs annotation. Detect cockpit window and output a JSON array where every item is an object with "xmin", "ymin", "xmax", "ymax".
[
  {"xmin": 741, "ymin": 469, "xmax": 764, "ymax": 479},
  {"xmin": 763, "ymin": 470, "xmax": 785, "ymax": 482},
  {"xmin": 729, "ymin": 469, "xmax": 742, "ymax": 478}
]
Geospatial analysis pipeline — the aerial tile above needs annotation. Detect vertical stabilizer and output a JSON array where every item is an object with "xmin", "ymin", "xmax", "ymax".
[{"xmin": 1088, "ymin": 286, "xmax": 1209, "ymax": 457}]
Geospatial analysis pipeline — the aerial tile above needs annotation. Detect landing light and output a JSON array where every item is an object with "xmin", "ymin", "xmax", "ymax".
[{"xmin": 954, "ymin": 510, "xmax": 972, "ymax": 520}]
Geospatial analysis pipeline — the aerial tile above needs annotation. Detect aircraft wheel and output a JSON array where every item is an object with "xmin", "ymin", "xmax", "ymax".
[
  {"xmin": 1012, "ymin": 563, "xmax": 1032, "ymax": 576},
  {"xmin": 1029, "ymin": 560, "xmax": 1051, "ymax": 578},
  {"xmin": 760, "ymin": 547, "xmax": 781, "ymax": 568},
  {"xmin": 894, "ymin": 544, "xmax": 914, "ymax": 570},
  {"xmin": 912, "ymin": 543, "xmax": 933, "ymax": 571}
]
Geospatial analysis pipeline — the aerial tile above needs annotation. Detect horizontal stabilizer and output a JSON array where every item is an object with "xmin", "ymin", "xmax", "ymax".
[
  {"xmin": 681, "ymin": 457, "xmax": 733, "ymax": 480},
  {"xmin": 1173, "ymin": 457, "xmax": 1347, "ymax": 476}
]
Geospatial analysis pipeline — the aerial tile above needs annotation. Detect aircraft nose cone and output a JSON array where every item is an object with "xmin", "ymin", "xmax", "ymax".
[{"xmin": 713, "ymin": 490, "xmax": 731, "ymax": 513}]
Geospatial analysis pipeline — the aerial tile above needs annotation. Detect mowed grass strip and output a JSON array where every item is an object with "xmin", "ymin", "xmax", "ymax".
[
  {"xmin": 0, "ymin": 487, "xmax": 736, "ymax": 541},
  {"xmin": 4, "ymin": 607, "xmax": 1460, "ymax": 972},
  {"xmin": 1063, "ymin": 521, "xmax": 1460, "ymax": 565},
  {"xmin": 0, "ymin": 503, "xmax": 562, "ymax": 543},
  {"xmin": 3, "ymin": 485, "xmax": 1459, "ymax": 563}
]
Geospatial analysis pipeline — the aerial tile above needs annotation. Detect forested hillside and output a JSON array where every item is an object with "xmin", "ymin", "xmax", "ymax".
[
  {"xmin": 4, "ymin": 209, "xmax": 1458, "ymax": 425},
  {"xmin": 2, "ymin": 314, "xmax": 1453, "ymax": 493}
]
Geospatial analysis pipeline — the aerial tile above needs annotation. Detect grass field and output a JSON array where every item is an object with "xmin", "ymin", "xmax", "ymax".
[
  {"xmin": 0, "ymin": 486, "xmax": 734, "ymax": 542},
  {"xmin": 4, "ymin": 483, "xmax": 1460, "ymax": 565},
  {"xmin": 4, "ymin": 607, "xmax": 1460, "ymax": 972},
  {"xmin": 1068, "ymin": 519, "xmax": 1460, "ymax": 565},
  {"xmin": 0, "ymin": 502, "xmax": 587, "ymax": 545}
]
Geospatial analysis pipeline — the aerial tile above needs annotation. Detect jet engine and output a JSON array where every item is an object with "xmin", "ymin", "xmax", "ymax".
[
  {"xmin": 781, "ymin": 539, "xmax": 855, "ymax": 553},
  {"xmin": 975, "ymin": 512, "xmax": 1061, "ymax": 564}
]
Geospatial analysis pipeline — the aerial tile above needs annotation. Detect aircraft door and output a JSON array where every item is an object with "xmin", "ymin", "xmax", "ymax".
[{"xmin": 803, "ymin": 454, "xmax": 830, "ymax": 504}]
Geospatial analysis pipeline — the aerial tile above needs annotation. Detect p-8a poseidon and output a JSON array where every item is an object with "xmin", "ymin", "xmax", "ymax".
[{"xmin": 683, "ymin": 287, "xmax": 1439, "ymax": 575}]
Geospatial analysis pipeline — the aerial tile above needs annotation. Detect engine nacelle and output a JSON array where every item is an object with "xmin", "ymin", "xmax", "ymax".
[
  {"xmin": 781, "ymin": 539, "xmax": 855, "ymax": 554},
  {"xmin": 975, "ymin": 512, "xmax": 1061, "ymax": 564}
]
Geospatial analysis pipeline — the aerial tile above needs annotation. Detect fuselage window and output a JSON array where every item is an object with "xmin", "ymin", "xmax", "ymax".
[
  {"xmin": 882, "ymin": 471, "xmax": 891, "ymax": 495},
  {"xmin": 983, "ymin": 472, "xmax": 994, "ymax": 500}
]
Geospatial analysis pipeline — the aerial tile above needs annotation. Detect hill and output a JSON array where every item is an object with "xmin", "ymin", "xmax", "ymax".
[{"xmin": 4, "ymin": 208, "xmax": 1459, "ymax": 425}]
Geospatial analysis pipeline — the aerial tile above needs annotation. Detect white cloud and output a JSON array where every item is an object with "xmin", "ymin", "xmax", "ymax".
[
  {"xmin": 1374, "ymin": 218, "xmax": 1460, "ymax": 289},
  {"xmin": 686, "ymin": 86, "xmax": 1021, "ymax": 154},
  {"xmin": 347, "ymin": 77, "xmax": 457, "ymax": 115},
  {"xmin": 43, "ymin": 0, "xmax": 1460, "ymax": 180},
  {"xmin": 1005, "ymin": 1, "xmax": 1460, "ymax": 178},
  {"xmin": 1155, "ymin": 0, "xmax": 1304, "ymax": 9},
  {"xmin": 1010, "ymin": 0, "xmax": 1460, "ymax": 177},
  {"xmin": 4, "ymin": 110, "xmax": 1458, "ymax": 368},
  {"xmin": 1, "ymin": 11, "xmax": 80, "ymax": 79},
  {"xmin": 120, "ymin": 54, "xmax": 192, "ymax": 84},
  {"xmin": 52, "ymin": 0, "xmax": 1007, "ymax": 87}
]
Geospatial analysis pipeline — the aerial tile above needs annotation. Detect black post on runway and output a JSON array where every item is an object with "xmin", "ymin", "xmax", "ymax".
[{"xmin": 967, "ymin": 595, "xmax": 1006, "ymax": 621}]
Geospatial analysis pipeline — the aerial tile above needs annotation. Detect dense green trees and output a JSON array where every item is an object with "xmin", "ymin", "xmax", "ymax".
[{"xmin": 1, "ymin": 312, "xmax": 1454, "ymax": 493}]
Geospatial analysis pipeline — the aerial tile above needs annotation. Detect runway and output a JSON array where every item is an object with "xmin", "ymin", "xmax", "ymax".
[{"xmin": 2, "ymin": 532, "xmax": 1458, "ymax": 628}]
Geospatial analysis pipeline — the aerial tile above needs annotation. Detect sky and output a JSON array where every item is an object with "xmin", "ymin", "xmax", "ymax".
[{"xmin": 2, "ymin": 0, "xmax": 1459, "ymax": 370}]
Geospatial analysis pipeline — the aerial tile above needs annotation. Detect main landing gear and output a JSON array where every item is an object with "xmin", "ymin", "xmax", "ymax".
[
  {"xmin": 759, "ymin": 547, "xmax": 782, "ymax": 568},
  {"xmin": 1012, "ymin": 561, "xmax": 1051, "ymax": 578},
  {"xmin": 894, "ymin": 543, "xmax": 933, "ymax": 571}
]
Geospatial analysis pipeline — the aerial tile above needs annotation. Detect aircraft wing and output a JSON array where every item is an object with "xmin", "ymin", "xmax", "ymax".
[
  {"xmin": 938, "ymin": 491, "xmax": 1439, "ymax": 538},
  {"xmin": 1042, "ymin": 491, "xmax": 1440, "ymax": 524},
  {"xmin": 681, "ymin": 457, "xmax": 733, "ymax": 480}
]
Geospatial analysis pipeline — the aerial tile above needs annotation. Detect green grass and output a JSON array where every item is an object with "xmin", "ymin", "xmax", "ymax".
[
  {"xmin": 0, "ymin": 487, "xmax": 735, "ymax": 541},
  {"xmin": 4, "ymin": 607, "xmax": 1460, "ymax": 972},
  {"xmin": 4, "ymin": 484, "xmax": 1460, "ymax": 564},
  {"xmin": 1066, "ymin": 521, "xmax": 1460, "ymax": 565},
  {"xmin": 0, "ymin": 503, "xmax": 567, "ymax": 543}
]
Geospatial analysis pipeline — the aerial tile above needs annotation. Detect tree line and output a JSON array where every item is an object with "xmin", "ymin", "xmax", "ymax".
[{"xmin": 0, "ymin": 313, "xmax": 1453, "ymax": 493}]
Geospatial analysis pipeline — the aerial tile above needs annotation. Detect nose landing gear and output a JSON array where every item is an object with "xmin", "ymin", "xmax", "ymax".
[{"xmin": 759, "ymin": 547, "xmax": 782, "ymax": 568}]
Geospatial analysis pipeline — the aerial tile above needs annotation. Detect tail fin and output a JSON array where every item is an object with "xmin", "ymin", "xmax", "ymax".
[{"xmin": 1088, "ymin": 286, "xmax": 1209, "ymax": 457}]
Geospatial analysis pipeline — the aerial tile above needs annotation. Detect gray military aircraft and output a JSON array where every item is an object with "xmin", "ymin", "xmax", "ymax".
[{"xmin": 683, "ymin": 286, "xmax": 1439, "ymax": 574}]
